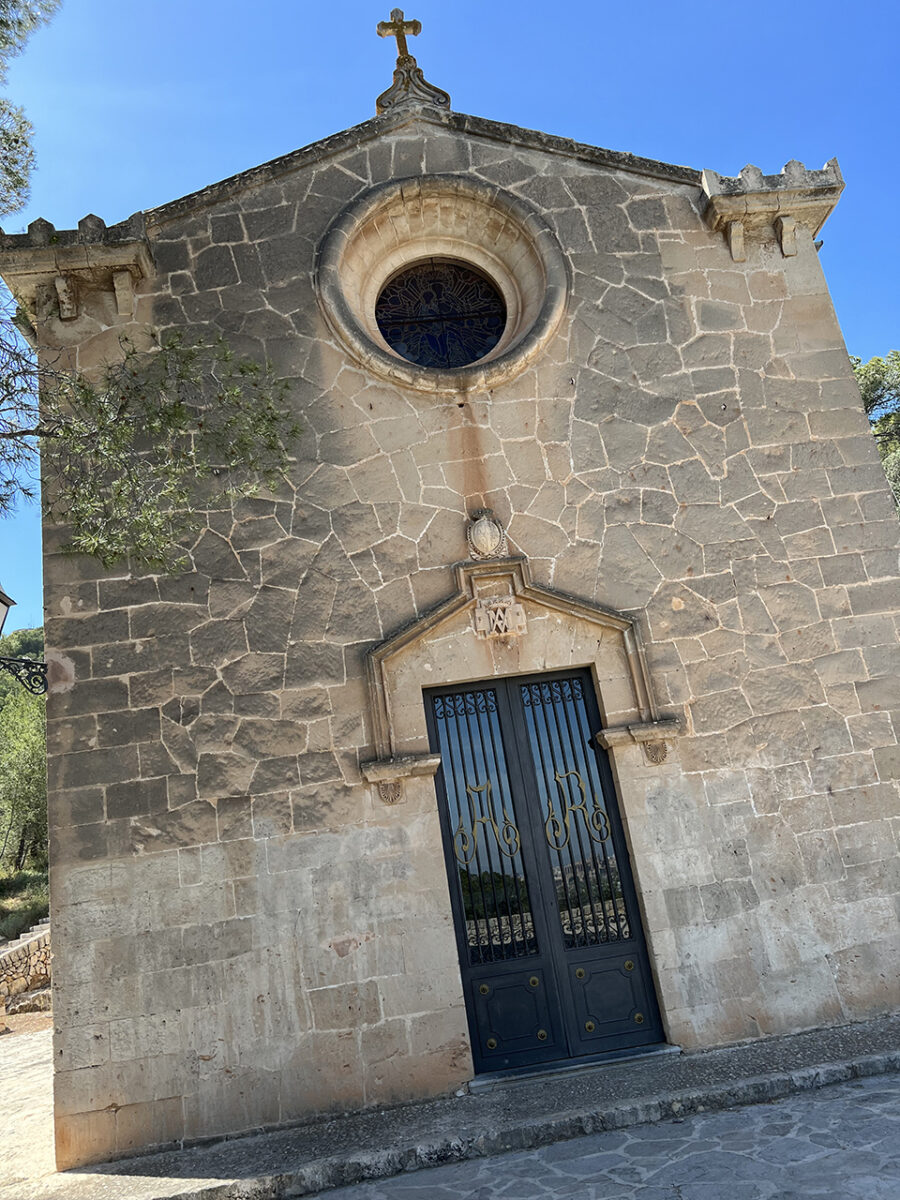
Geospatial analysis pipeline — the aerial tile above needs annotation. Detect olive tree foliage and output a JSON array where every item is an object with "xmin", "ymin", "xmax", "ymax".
[
  {"xmin": 0, "ymin": 0, "xmax": 300, "ymax": 570},
  {"xmin": 851, "ymin": 350, "xmax": 900, "ymax": 508},
  {"xmin": 1, "ymin": 319, "xmax": 299, "ymax": 569},
  {"xmin": 0, "ymin": 629, "xmax": 46, "ymax": 869}
]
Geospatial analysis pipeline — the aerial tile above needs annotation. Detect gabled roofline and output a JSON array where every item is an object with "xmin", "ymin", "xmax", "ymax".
[{"xmin": 145, "ymin": 105, "xmax": 702, "ymax": 229}]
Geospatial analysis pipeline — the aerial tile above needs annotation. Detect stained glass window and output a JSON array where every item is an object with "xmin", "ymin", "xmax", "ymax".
[{"xmin": 375, "ymin": 259, "xmax": 506, "ymax": 369}]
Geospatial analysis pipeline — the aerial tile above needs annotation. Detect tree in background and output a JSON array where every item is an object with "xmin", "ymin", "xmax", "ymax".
[
  {"xmin": 0, "ymin": 681, "xmax": 46, "ymax": 871},
  {"xmin": 0, "ymin": 0, "xmax": 59, "ymax": 213},
  {"xmin": 852, "ymin": 350, "xmax": 900, "ymax": 508},
  {"xmin": 0, "ymin": 0, "xmax": 299, "ymax": 571},
  {"xmin": 0, "ymin": 626, "xmax": 45, "ymax": 869},
  {"xmin": 0, "ymin": 622, "xmax": 42, "ymax": 712}
]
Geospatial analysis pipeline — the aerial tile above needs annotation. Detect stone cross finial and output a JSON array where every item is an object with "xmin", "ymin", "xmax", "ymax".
[
  {"xmin": 375, "ymin": 9, "xmax": 450, "ymax": 115},
  {"xmin": 377, "ymin": 9, "xmax": 421, "ymax": 60}
]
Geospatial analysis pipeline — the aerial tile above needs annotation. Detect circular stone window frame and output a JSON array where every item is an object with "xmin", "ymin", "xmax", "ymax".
[{"xmin": 315, "ymin": 174, "xmax": 569, "ymax": 395}]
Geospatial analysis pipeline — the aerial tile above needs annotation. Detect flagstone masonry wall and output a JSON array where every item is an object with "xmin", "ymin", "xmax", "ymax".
[{"xmin": 33, "ymin": 117, "xmax": 899, "ymax": 1167}]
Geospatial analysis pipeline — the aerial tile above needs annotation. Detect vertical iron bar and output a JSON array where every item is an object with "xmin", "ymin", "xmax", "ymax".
[
  {"xmin": 523, "ymin": 683, "xmax": 582, "ymax": 948},
  {"xmin": 446, "ymin": 694, "xmax": 487, "ymax": 963},
  {"xmin": 480, "ymin": 694, "xmax": 518, "ymax": 957},
  {"xmin": 465, "ymin": 690, "xmax": 504, "ymax": 960},
  {"xmin": 540, "ymin": 681, "xmax": 592, "ymax": 947},
  {"xmin": 460, "ymin": 693, "xmax": 495, "ymax": 962},
  {"xmin": 570, "ymin": 684, "xmax": 628, "ymax": 941},
  {"xmin": 554, "ymin": 680, "xmax": 605, "ymax": 945}
]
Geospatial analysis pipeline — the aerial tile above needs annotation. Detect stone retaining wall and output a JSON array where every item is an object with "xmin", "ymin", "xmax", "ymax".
[{"xmin": 0, "ymin": 929, "xmax": 51, "ymax": 999}]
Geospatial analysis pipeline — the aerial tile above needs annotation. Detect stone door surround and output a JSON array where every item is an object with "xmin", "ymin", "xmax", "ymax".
[{"xmin": 361, "ymin": 558, "xmax": 681, "ymax": 803}]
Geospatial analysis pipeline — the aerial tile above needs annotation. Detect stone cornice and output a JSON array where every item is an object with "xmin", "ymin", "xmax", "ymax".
[
  {"xmin": 0, "ymin": 110, "xmax": 702, "ymax": 249},
  {"xmin": 139, "ymin": 109, "xmax": 703, "ymax": 229},
  {"xmin": 0, "ymin": 213, "xmax": 153, "ymax": 323},
  {"xmin": 701, "ymin": 159, "xmax": 844, "ymax": 260}
]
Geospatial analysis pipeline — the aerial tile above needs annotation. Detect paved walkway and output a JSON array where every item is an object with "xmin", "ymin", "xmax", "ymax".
[
  {"xmin": 323, "ymin": 1073, "xmax": 900, "ymax": 1199},
  {"xmin": 0, "ymin": 1014, "xmax": 898, "ymax": 1200}
]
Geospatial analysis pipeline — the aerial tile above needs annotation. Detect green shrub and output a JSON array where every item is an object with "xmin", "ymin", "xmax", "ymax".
[{"xmin": 0, "ymin": 865, "xmax": 48, "ymax": 941}]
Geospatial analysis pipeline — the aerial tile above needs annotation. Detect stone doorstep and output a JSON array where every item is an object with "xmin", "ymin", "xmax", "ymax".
[{"xmin": 18, "ymin": 1013, "xmax": 900, "ymax": 1200}]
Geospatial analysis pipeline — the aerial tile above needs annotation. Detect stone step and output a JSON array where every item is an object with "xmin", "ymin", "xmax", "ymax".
[
  {"xmin": 0, "ymin": 919, "xmax": 50, "ymax": 955},
  {"xmin": 6, "ymin": 986, "xmax": 51, "ymax": 1015}
]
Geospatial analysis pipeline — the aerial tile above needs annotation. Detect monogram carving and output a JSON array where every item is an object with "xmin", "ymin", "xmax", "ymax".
[{"xmin": 473, "ymin": 595, "xmax": 526, "ymax": 639}]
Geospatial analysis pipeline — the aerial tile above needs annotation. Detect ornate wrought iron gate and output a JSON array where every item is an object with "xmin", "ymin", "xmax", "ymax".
[{"xmin": 425, "ymin": 670, "xmax": 663, "ymax": 1073}]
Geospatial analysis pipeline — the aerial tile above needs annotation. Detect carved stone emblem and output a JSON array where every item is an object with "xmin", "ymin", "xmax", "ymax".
[
  {"xmin": 643, "ymin": 741, "xmax": 668, "ymax": 765},
  {"xmin": 378, "ymin": 780, "xmax": 403, "ymax": 804},
  {"xmin": 467, "ymin": 509, "xmax": 507, "ymax": 560},
  {"xmin": 473, "ymin": 595, "xmax": 527, "ymax": 639}
]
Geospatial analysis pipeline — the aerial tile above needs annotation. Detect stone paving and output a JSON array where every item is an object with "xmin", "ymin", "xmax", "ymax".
[
  {"xmin": 1, "ymin": 1019, "xmax": 898, "ymax": 1199},
  {"xmin": 0, "ymin": 1026, "xmax": 55, "ymax": 1193},
  {"xmin": 323, "ymin": 1073, "xmax": 900, "ymax": 1200},
  {"xmin": 5, "ymin": 1022, "xmax": 900, "ymax": 1200}
]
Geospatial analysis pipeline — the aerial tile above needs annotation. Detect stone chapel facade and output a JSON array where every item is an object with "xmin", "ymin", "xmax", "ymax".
[{"xmin": 2, "ymin": 27, "xmax": 898, "ymax": 1171}]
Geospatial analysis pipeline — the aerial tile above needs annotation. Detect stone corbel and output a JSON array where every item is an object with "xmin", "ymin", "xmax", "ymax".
[
  {"xmin": 112, "ymin": 268, "xmax": 135, "ymax": 316},
  {"xmin": 360, "ymin": 753, "xmax": 442, "ymax": 805},
  {"xmin": 701, "ymin": 158, "xmax": 843, "ymax": 260},
  {"xmin": 595, "ymin": 717, "xmax": 683, "ymax": 766},
  {"xmin": 726, "ymin": 221, "xmax": 746, "ymax": 263},
  {"xmin": 54, "ymin": 275, "xmax": 77, "ymax": 320},
  {"xmin": 775, "ymin": 215, "xmax": 797, "ymax": 257}
]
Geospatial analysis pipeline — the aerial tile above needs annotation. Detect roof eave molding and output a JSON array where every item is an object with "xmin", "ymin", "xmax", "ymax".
[{"xmin": 701, "ymin": 158, "xmax": 844, "ymax": 261}]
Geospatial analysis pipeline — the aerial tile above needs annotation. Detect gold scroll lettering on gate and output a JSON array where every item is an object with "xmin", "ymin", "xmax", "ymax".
[
  {"xmin": 452, "ymin": 780, "xmax": 521, "ymax": 864},
  {"xmin": 545, "ymin": 770, "xmax": 611, "ymax": 850}
]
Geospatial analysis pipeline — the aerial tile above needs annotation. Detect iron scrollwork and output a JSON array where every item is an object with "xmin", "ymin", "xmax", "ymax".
[
  {"xmin": 453, "ymin": 780, "xmax": 521, "ymax": 865},
  {"xmin": 545, "ymin": 769, "xmax": 610, "ymax": 850},
  {"xmin": 0, "ymin": 656, "xmax": 48, "ymax": 695}
]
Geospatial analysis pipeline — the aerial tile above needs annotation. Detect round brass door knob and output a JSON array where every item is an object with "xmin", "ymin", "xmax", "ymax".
[
  {"xmin": 575, "ymin": 967, "xmax": 585, "ymax": 979},
  {"xmin": 634, "ymin": 1012, "xmax": 644, "ymax": 1024},
  {"xmin": 537, "ymin": 1029, "xmax": 547, "ymax": 1041},
  {"xmin": 585, "ymin": 1020, "xmax": 595, "ymax": 1033},
  {"xmin": 479, "ymin": 984, "xmax": 490, "ymax": 995},
  {"xmin": 486, "ymin": 1037, "xmax": 497, "ymax": 1049},
  {"xmin": 624, "ymin": 960, "xmax": 634, "ymax": 971},
  {"xmin": 529, "ymin": 976, "xmax": 539, "ymax": 988}
]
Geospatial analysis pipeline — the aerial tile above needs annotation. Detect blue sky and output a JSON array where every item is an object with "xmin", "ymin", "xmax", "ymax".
[{"xmin": 1, "ymin": 0, "xmax": 897, "ymax": 632}]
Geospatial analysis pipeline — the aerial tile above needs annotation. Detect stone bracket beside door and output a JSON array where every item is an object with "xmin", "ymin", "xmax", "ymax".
[
  {"xmin": 596, "ymin": 718, "xmax": 683, "ymax": 766},
  {"xmin": 360, "ymin": 753, "xmax": 442, "ymax": 804}
]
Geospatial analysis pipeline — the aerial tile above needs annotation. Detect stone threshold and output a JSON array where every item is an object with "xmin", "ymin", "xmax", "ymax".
[
  {"xmin": 468, "ymin": 1040, "xmax": 682, "ymax": 1091},
  {"xmin": 13, "ymin": 1013, "xmax": 900, "ymax": 1200}
]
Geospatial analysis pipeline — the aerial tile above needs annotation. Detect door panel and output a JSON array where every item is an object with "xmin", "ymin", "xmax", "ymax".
[{"xmin": 426, "ymin": 670, "xmax": 663, "ymax": 1073}]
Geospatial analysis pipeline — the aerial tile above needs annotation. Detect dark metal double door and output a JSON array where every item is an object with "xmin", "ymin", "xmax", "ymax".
[{"xmin": 425, "ymin": 670, "xmax": 663, "ymax": 1073}]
